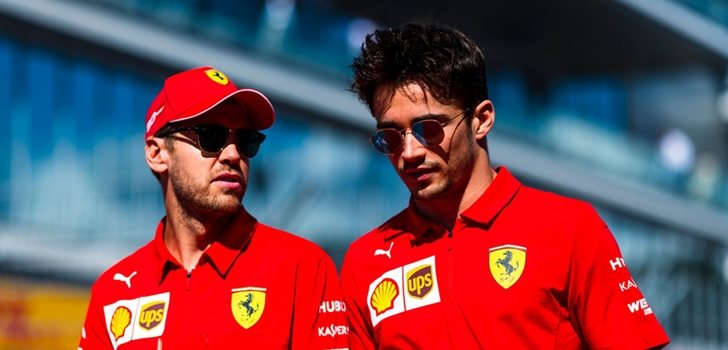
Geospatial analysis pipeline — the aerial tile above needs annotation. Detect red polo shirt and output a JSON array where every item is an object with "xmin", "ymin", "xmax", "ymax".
[
  {"xmin": 79, "ymin": 214, "xmax": 348, "ymax": 349},
  {"xmin": 341, "ymin": 167, "xmax": 669, "ymax": 349}
]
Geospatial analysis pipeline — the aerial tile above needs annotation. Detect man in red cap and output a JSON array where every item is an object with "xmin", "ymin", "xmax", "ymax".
[{"xmin": 78, "ymin": 66, "xmax": 348, "ymax": 349}]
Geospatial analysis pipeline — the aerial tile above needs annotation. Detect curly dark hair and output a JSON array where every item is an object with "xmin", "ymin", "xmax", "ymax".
[{"xmin": 350, "ymin": 22, "xmax": 488, "ymax": 116}]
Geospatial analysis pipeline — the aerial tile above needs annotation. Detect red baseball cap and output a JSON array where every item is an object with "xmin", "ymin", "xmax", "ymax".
[{"xmin": 145, "ymin": 66, "xmax": 275, "ymax": 138}]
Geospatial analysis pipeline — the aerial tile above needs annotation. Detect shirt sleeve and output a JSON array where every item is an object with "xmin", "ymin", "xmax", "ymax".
[
  {"xmin": 568, "ymin": 206, "xmax": 670, "ymax": 349},
  {"xmin": 340, "ymin": 251, "xmax": 376, "ymax": 350},
  {"xmin": 78, "ymin": 285, "xmax": 113, "ymax": 350},
  {"xmin": 291, "ymin": 253, "xmax": 349, "ymax": 350}
]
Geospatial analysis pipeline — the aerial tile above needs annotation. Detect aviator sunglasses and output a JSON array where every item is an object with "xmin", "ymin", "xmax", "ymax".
[
  {"xmin": 157, "ymin": 124, "xmax": 266, "ymax": 158},
  {"xmin": 369, "ymin": 109, "xmax": 471, "ymax": 155}
]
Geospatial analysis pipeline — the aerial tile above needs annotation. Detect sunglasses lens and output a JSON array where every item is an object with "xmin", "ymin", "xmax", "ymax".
[
  {"xmin": 370, "ymin": 129, "xmax": 403, "ymax": 154},
  {"xmin": 411, "ymin": 120, "xmax": 445, "ymax": 145},
  {"xmin": 195, "ymin": 125, "xmax": 229, "ymax": 152},
  {"xmin": 196, "ymin": 125, "xmax": 228, "ymax": 153},
  {"xmin": 236, "ymin": 130, "xmax": 266, "ymax": 158}
]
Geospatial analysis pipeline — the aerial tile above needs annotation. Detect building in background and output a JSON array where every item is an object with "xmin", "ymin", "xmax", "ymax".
[{"xmin": 0, "ymin": 0, "xmax": 726, "ymax": 349}]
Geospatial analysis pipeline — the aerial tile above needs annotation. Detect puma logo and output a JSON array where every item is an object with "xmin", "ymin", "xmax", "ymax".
[
  {"xmin": 113, "ymin": 271, "xmax": 138, "ymax": 288},
  {"xmin": 374, "ymin": 242, "xmax": 394, "ymax": 259}
]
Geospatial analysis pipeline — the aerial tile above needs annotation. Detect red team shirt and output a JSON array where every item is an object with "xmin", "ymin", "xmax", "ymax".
[
  {"xmin": 79, "ymin": 214, "xmax": 348, "ymax": 349},
  {"xmin": 341, "ymin": 167, "xmax": 670, "ymax": 349}
]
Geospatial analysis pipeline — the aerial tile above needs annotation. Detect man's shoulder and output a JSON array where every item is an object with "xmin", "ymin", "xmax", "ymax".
[
  {"xmin": 91, "ymin": 240, "xmax": 156, "ymax": 292},
  {"xmin": 518, "ymin": 184, "xmax": 595, "ymax": 213},
  {"xmin": 514, "ymin": 185, "xmax": 606, "ymax": 236},
  {"xmin": 345, "ymin": 208, "xmax": 408, "ymax": 259},
  {"xmin": 254, "ymin": 223, "xmax": 330, "ymax": 260}
]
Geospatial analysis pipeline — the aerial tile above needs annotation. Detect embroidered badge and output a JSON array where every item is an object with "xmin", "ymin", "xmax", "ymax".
[
  {"xmin": 367, "ymin": 255, "xmax": 440, "ymax": 326},
  {"xmin": 489, "ymin": 244, "xmax": 527, "ymax": 289},
  {"xmin": 103, "ymin": 292, "xmax": 170, "ymax": 349},
  {"xmin": 205, "ymin": 68, "xmax": 229, "ymax": 85},
  {"xmin": 406, "ymin": 264, "xmax": 434, "ymax": 299},
  {"xmin": 231, "ymin": 287, "xmax": 266, "ymax": 329},
  {"xmin": 370, "ymin": 278, "xmax": 399, "ymax": 316}
]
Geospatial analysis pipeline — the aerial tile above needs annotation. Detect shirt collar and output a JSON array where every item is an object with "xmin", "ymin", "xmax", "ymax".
[
  {"xmin": 385, "ymin": 166, "xmax": 521, "ymax": 240},
  {"xmin": 152, "ymin": 219, "xmax": 177, "ymax": 284},
  {"xmin": 204, "ymin": 213, "xmax": 257, "ymax": 276},
  {"xmin": 153, "ymin": 213, "xmax": 258, "ymax": 284},
  {"xmin": 460, "ymin": 166, "xmax": 521, "ymax": 226}
]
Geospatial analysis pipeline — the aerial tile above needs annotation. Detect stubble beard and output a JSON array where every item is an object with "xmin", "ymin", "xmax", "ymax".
[
  {"xmin": 406, "ymin": 145, "xmax": 475, "ymax": 202},
  {"xmin": 399, "ymin": 160, "xmax": 449, "ymax": 201},
  {"xmin": 170, "ymin": 170, "xmax": 244, "ymax": 219},
  {"xmin": 410, "ymin": 173, "xmax": 452, "ymax": 201}
]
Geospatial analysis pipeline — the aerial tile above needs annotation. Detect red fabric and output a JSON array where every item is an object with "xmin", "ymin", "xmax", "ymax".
[
  {"xmin": 144, "ymin": 66, "xmax": 274, "ymax": 138},
  {"xmin": 79, "ymin": 214, "xmax": 348, "ymax": 349},
  {"xmin": 341, "ymin": 167, "xmax": 669, "ymax": 349}
]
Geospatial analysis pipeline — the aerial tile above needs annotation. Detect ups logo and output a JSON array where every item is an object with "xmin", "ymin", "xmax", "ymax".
[
  {"xmin": 406, "ymin": 265, "xmax": 433, "ymax": 298},
  {"xmin": 138, "ymin": 301, "xmax": 166, "ymax": 330}
]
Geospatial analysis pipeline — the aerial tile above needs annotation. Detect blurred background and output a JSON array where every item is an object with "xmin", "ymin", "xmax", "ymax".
[{"xmin": 0, "ymin": 0, "xmax": 726, "ymax": 348}]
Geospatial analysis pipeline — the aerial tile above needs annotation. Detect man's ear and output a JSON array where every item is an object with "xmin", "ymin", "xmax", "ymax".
[
  {"xmin": 471, "ymin": 99, "xmax": 495, "ymax": 141},
  {"xmin": 145, "ymin": 137, "xmax": 169, "ymax": 175}
]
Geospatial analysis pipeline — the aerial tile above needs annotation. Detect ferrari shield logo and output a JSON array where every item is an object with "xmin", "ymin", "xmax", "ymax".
[
  {"xmin": 489, "ymin": 245, "xmax": 527, "ymax": 289},
  {"xmin": 205, "ymin": 68, "xmax": 229, "ymax": 85},
  {"xmin": 231, "ymin": 287, "xmax": 266, "ymax": 329}
]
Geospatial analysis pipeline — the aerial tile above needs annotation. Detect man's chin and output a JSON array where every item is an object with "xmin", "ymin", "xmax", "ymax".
[
  {"xmin": 410, "ymin": 185, "xmax": 446, "ymax": 201},
  {"xmin": 205, "ymin": 197, "xmax": 243, "ymax": 215}
]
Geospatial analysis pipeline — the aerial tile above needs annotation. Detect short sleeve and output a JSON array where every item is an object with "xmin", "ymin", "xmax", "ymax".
[
  {"xmin": 568, "ymin": 206, "xmax": 670, "ymax": 349},
  {"xmin": 290, "ymin": 252, "xmax": 349, "ymax": 349},
  {"xmin": 78, "ymin": 284, "xmax": 113, "ymax": 349}
]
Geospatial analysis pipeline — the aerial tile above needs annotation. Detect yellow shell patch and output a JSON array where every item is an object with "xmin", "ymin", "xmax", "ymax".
[
  {"xmin": 110, "ymin": 306, "xmax": 132, "ymax": 340},
  {"xmin": 370, "ymin": 278, "xmax": 399, "ymax": 315}
]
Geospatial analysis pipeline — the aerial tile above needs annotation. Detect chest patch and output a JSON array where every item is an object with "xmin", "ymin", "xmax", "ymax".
[
  {"xmin": 103, "ymin": 292, "xmax": 170, "ymax": 349},
  {"xmin": 367, "ymin": 255, "xmax": 440, "ymax": 327},
  {"xmin": 231, "ymin": 287, "xmax": 266, "ymax": 329},
  {"xmin": 488, "ymin": 244, "xmax": 527, "ymax": 289}
]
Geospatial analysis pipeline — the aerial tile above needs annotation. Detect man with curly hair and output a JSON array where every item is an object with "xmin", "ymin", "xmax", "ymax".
[{"xmin": 341, "ymin": 22, "xmax": 670, "ymax": 349}]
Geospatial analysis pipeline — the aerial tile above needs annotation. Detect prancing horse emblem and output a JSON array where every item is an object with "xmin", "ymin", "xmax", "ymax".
[
  {"xmin": 488, "ymin": 245, "xmax": 527, "ymax": 289},
  {"xmin": 497, "ymin": 251, "xmax": 519, "ymax": 275},
  {"xmin": 231, "ymin": 287, "xmax": 266, "ymax": 329}
]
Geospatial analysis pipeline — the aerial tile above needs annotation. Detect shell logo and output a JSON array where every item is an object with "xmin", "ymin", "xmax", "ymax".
[
  {"xmin": 109, "ymin": 306, "xmax": 132, "ymax": 340},
  {"xmin": 370, "ymin": 278, "xmax": 399, "ymax": 315}
]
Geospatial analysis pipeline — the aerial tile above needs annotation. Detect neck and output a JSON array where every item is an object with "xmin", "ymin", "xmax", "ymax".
[
  {"xmin": 414, "ymin": 161, "xmax": 497, "ymax": 231},
  {"xmin": 162, "ymin": 206, "xmax": 239, "ymax": 271}
]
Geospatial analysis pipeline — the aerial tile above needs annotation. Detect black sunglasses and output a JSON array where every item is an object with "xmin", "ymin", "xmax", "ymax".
[
  {"xmin": 369, "ymin": 109, "xmax": 470, "ymax": 155},
  {"xmin": 158, "ymin": 124, "xmax": 266, "ymax": 158}
]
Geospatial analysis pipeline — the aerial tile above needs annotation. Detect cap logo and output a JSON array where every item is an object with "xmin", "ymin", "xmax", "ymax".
[
  {"xmin": 146, "ymin": 105, "xmax": 164, "ymax": 133},
  {"xmin": 205, "ymin": 69, "xmax": 229, "ymax": 85}
]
